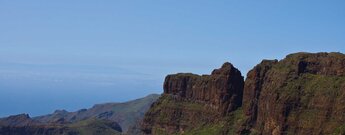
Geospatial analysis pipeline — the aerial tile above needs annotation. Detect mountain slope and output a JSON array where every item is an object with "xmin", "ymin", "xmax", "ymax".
[
  {"xmin": 0, "ymin": 114, "xmax": 122, "ymax": 135},
  {"xmin": 34, "ymin": 94, "xmax": 159, "ymax": 133},
  {"xmin": 0, "ymin": 94, "xmax": 160, "ymax": 135}
]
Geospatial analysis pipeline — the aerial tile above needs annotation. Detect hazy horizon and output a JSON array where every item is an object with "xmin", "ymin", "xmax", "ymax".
[{"xmin": 1, "ymin": 1, "xmax": 344, "ymax": 117}]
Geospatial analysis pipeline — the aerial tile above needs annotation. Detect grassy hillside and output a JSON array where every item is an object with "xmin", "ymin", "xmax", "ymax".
[
  {"xmin": 34, "ymin": 94, "xmax": 160, "ymax": 133},
  {"xmin": 68, "ymin": 118, "xmax": 122, "ymax": 135}
]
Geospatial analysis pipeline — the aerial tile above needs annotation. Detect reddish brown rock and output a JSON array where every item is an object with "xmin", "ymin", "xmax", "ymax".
[
  {"xmin": 164, "ymin": 62, "xmax": 244, "ymax": 114},
  {"xmin": 242, "ymin": 52, "xmax": 345, "ymax": 135},
  {"xmin": 142, "ymin": 52, "xmax": 345, "ymax": 135},
  {"xmin": 141, "ymin": 62, "xmax": 244, "ymax": 134},
  {"xmin": 242, "ymin": 59, "xmax": 278, "ymax": 125}
]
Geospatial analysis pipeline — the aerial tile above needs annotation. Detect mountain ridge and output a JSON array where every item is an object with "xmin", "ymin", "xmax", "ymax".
[{"xmin": 141, "ymin": 52, "xmax": 345, "ymax": 135}]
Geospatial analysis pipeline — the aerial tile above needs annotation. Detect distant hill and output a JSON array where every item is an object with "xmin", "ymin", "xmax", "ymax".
[
  {"xmin": 0, "ymin": 114, "xmax": 122, "ymax": 135},
  {"xmin": 0, "ymin": 94, "xmax": 160, "ymax": 135},
  {"xmin": 34, "ymin": 94, "xmax": 160, "ymax": 132}
]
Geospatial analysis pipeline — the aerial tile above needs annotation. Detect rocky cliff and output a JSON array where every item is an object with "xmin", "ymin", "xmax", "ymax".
[
  {"xmin": 141, "ymin": 62, "xmax": 244, "ymax": 134},
  {"xmin": 242, "ymin": 52, "xmax": 345, "ymax": 135},
  {"xmin": 141, "ymin": 52, "xmax": 345, "ymax": 135},
  {"xmin": 163, "ymin": 62, "xmax": 244, "ymax": 114}
]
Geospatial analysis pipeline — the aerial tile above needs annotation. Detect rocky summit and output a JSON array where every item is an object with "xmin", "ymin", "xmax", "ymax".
[{"xmin": 141, "ymin": 52, "xmax": 345, "ymax": 135}]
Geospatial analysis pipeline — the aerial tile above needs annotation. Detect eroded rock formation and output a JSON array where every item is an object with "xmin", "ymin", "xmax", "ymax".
[
  {"xmin": 164, "ymin": 62, "xmax": 244, "ymax": 114},
  {"xmin": 141, "ymin": 62, "xmax": 244, "ymax": 134},
  {"xmin": 242, "ymin": 52, "xmax": 345, "ymax": 135}
]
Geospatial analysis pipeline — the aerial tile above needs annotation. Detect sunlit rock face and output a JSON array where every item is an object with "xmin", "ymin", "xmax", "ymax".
[
  {"xmin": 242, "ymin": 52, "xmax": 345, "ymax": 135},
  {"xmin": 142, "ymin": 62, "xmax": 244, "ymax": 134}
]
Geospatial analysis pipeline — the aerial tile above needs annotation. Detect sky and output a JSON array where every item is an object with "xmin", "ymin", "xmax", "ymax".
[{"xmin": 0, "ymin": 0, "xmax": 344, "ymax": 117}]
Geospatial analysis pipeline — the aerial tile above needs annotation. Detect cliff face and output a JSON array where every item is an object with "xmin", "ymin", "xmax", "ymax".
[
  {"xmin": 142, "ymin": 52, "xmax": 345, "ymax": 135},
  {"xmin": 242, "ymin": 52, "xmax": 345, "ymax": 135},
  {"xmin": 141, "ymin": 62, "xmax": 244, "ymax": 134},
  {"xmin": 164, "ymin": 62, "xmax": 244, "ymax": 114}
]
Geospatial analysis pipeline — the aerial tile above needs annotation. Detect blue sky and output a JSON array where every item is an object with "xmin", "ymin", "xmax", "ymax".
[{"xmin": 0, "ymin": 0, "xmax": 344, "ymax": 117}]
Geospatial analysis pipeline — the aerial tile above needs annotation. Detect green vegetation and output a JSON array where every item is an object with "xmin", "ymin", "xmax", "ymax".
[
  {"xmin": 148, "ymin": 95, "xmax": 222, "ymax": 134},
  {"xmin": 272, "ymin": 72, "xmax": 345, "ymax": 133},
  {"xmin": 180, "ymin": 108, "xmax": 245, "ymax": 135},
  {"xmin": 69, "ymin": 118, "xmax": 121, "ymax": 135},
  {"xmin": 150, "ymin": 95, "xmax": 207, "ymax": 113},
  {"xmin": 226, "ymin": 108, "xmax": 246, "ymax": 134},
  {"xmin": 148, "ymin": 94, "xmax": 250, "ymax": 135},
  {"xmin": 274, "ymin": 72, "xmax": 345, "ymax": 103},
  {"xmin": 333, "ymin": 124, "xmax": 345, "ymax": 135},
  {"xmin": 34, "ymin": 94, "xmax": 160, "ymax": 133},
  {"xmin": 182, "ymin": 123, "xmax": 224, "ymax": 135}
]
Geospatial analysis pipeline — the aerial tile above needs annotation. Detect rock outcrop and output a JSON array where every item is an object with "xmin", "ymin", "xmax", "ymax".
[
  {"xmin": 242, "ymin": 52, "xmax": 345, "ymax": 135},
  {"xmin": 141, "ymin": 62, "xmax": 244, "ymax": 134},
  {"xmin": 163, "ymin": 62, "xmax": 244, "ymax": 114}
]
